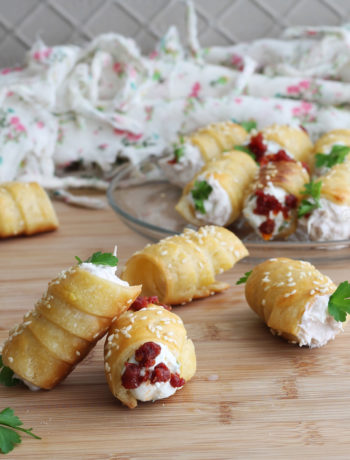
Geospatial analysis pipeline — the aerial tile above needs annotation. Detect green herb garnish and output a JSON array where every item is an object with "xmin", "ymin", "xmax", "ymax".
[
  {"xmin": 0, "ymin": 407, "xmax": 41, "ymax": 454},
  {"xmin": 0, "ymin": 356, "xmax": 20, "ymax": 387},
  {"xmin": 315, "ymin": 144, "xmax": 350, "ymax": 169},
  {"xmin": 240, "ymin": 120, "xmax": 257, "ymax": 133},
  {"xmin": 236, "ymin": 270, "xmax": 252, "ymax": 285},
  {"xmin": 297, "ymin": 180, "xmax": 322, "ymax": 218},
  {"xmin": 172, "ymin": 135, "xmax": 185, "ymax": 163},
  {"xmin": 191, "ymin": 180, "xmax": 213, "ymax": 214},
  {"xmin": 328, "ymin": 281, "xmax": 350, "ymax": 322},
  {"xmin": 75, "ymin": 252, "xmax": 118, "ymax": 266}
]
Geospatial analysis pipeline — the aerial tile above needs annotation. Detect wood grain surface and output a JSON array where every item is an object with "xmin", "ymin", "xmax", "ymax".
[{"xmin": 1, "ymin": 199, "xmax": 350, "ymax": 459}]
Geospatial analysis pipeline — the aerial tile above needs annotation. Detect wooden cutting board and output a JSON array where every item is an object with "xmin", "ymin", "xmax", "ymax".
[{"xmin": 1, "ymin": 200, "xmax": 350, "ymax": 459}]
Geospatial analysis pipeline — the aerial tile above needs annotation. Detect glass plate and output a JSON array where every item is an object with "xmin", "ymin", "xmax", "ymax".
[{"xmin": 107, "ymin": 162, "xmax": 350, "ymax": 261}]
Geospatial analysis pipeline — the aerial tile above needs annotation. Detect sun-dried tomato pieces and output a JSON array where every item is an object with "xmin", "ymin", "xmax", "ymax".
[
  {"xmin": 135, "ymin": 342, "xmax": 161, "ymax": 368},
  {"xmin": 170, "ymin": 373, "xmax": 185, "ymax": 388},
  {"xmin": 122, "ymin": 363, "xmax": 141, "ymax": 389},
  {"xmin": 259, "ymin": 218, "xmax": 275, "ymax": 237},
  {"xmin": 150, "ymin": 363, "xmax": 171, "ymax": 384},
  {"xmin": 254, "ymin": 190, "xmax": 283, "ymax": 216},
  {"xmin": 248, "ymin": 133, "xmax": 267, "ymax": 163}
]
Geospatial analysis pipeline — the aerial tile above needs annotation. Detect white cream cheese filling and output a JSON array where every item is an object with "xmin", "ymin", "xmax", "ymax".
[
  {"xmin": 80, "ymin": 247, "xmax": 129, "ymax": 286},
  {"xmin": 243, "ymin": 183, "xmax": 289, "ymax": 238},
  {"xmin": 301, "ymin": 197, "xmax": 350, "ymax": 241},
  {"xmin": 125, "ymin": 342, "xmax": 182, "ymax": 402},
  {"xmin": 159, "ymin": 141, "xmax": 205, "ymax": 188},
  {"xmin": 187, "ymin": 174, "xmax": 232, "ymax": 226},
  {"xmin": 297, "ymin": 295, "xmax": 343, "ymax": 348},
  {"xmin": 262, "ymin": 140, "xmax": 294, "ymax": 159}
]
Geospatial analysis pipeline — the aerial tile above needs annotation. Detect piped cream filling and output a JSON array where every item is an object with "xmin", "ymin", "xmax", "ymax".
[
  {"xmin": 125, "ymin": 342, "xmax": 182, "ymax": 402},
  {"xmin": 302, "ymin": 198, "xmax": 350, "ymax": 241},
  {"xmin": 243, "ymin": 183, "xmax": 289, "ymax": 238},
  {"xmin": 188, "ymin": 174, "xmax": 232, "ymax": 226},
  {"xmin": 159, "ymin": 141, "xmax": 204, "ymax": 188},
  {"xmin": 297, "ymin": 295, "xmax": 343, "ymax": 348},
  {"xmin": 80, "ymin": 247, "xmax": 129, "ymax": 286}
]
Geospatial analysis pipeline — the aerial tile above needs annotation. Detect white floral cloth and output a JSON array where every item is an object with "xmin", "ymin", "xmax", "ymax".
[{"xmin": 2, "ymin": 3, "xmax": 350, "ymax": 199}]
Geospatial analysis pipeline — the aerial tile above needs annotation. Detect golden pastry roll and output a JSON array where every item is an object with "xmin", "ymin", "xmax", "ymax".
[
  {"xmin": 159, "ymin": 121, "xmax": 248, "ymax": 187},
  {"xmin": 243, "ymin": 157, "xmax": 309, "ymax": 240},
  {"xmin": 2, "ymin": 252, "xmax": 141, "ymax": 389},
  {"xmin": 298, "ymin": 155, "xmax": 350, "ymax": 241},
  {"xmin": 246, "ymin": 124, "xmax": 313, "ymax": 166},
  {"xmin": 244, "ymin": 257, "xmax": 344, "ymax": 347},
  {"xmin": 312, "ymin": 129, "xmax": 350, "ymax": 175},
  {"xmin": 0, "ymin": 181, "xmax": 58, "ymax": 238},
  {"xmin": 121, "ymin": 225, "xmax": 248, "ymax": 305},
  {"xmin": 175, "ymin": 151, "xmax": 258, "ymax": 227},
  {"xmin": 104, "ymin": 297, "xmax": 196, "ymax": 409}
]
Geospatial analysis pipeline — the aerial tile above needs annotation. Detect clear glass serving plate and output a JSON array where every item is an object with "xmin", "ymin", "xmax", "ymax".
[{"xmin": 107, "ymin": 162, "xmax": 350, "ymax": 262}]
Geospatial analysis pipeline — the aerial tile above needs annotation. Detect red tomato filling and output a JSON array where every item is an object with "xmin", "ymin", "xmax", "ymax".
[
  {"xmin": 254, "ymin": 189, "xmax": 298, "ymax": 238},
  {"xmin": 248, "ymin": 133, "xmax": 267, "ymax": 163},
  {"xmin": 130, "ymin": 296, "xmax": 171, "ymax": 311},
  {"xmin": 135, "ymin": 342, "xmax": 161, "ymax": 368},
  {"xmin": 121, "ymin": 342, "xmax": 186, "ymax": 390}
]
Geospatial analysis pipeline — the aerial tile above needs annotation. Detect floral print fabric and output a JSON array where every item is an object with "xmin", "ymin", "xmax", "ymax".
[{"xmin": 2, "ymin": 6, "xmax": 350, "ymax": 192}]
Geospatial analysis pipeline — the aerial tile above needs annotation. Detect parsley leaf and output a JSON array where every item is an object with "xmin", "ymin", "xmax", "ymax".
[
  {"xmin": 172, "ymin": 135, "xmax": 185, "ymax": 163},
  {"xmin": 328, "ymin": 281, "xmax": 350, "ymax": 322},
  {"xmin": 75, "ymin": 252, "xmax": 118, "ymax": 266},
  {"xmin": 315, "ymin": 144, "xmax": 350, "ymax": 169},
  {"xmin": 0, "ymin": 356, "xmax": 20, "ymax": 387},
  {"xmin": 240, "ymin": 120, "xmax": 257, "ymax": 133},
  {"xmin": 236, "ymin": 271, "xmax": 252, "ymax": 285},
  {"xmin": 0, "ymin": 408, "xmax": 41, "ymax": 454},
  {"xmin": 233, "ymin": 145, "xmax": 257, "ymax": 162},
  {"xmin": 191, "ymin": 180, "xmax": 213, "ymax": 214},
  {"xmin": 297, "ymin": 180, "xmax": 323, "ymax": 218}
]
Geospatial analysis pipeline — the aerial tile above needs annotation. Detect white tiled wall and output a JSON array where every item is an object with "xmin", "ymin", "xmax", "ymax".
[{"xmin": 0, "ymin": 0, "xmax": 349, "ymax": 66}]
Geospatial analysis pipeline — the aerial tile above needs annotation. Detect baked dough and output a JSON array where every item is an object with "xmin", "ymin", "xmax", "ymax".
[
  {"xmin": 243, "ymin": 159, "xmax": 309, "ymax": 240},
  {"xmin": 245, "ymin": 257, "xmax": 342, "ymax": 346},
  {"xmin": 104, "ymin": 299, "xmax": 196, "ymax": 409},
  {"xmin": 121, "ymin": 225, "xmax": 248, "ymax": 304},
  {"xmin": 175, "ymin": 151, "xmax": 258, "ymax": 226},
  {"xmin": 0, "ymin": 181, "xmax": 58, "ymax": 238},
  {"xmin": 189, "ymin": 121, "xmax": 248, "ymax": 162},
  {"xmin": 2, "ymin": 265, "xmax": 141, "ymax": 389},
  {"xmin": 319, "ymin": 154, "xmax": 350, "ymax": 207},
  {"xmin": 248, "ymin": 124, "xmax": 313, "ymax": 166}
]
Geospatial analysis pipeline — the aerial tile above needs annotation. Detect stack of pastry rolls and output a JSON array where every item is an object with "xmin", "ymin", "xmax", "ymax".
[
  {"xmin": 244, "ymin": 257, "xmax": 344, "ymax": 348},
  {"xmin": 242, "ymin": 124, "xmax": 313, "ymax": 240},
  {"xmin": 300, "ymin": 129, "xmax": 350, "ymax": 241},
  {"xmin": 159, "ymin": 121, "xmax": 248, "ymax": 187}
]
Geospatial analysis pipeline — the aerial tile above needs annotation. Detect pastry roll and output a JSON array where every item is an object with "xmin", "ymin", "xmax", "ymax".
[
  {"xmin": 2, "ymin": 251, "xmax": 141, "ymax": 389},
  {"xmin": 312, "ymin": 129, "xmax": 350, "ymax": 176},
  {"xmin": 121, "ymin": 225, "xmax": 248, "ymax": 305},
  {"xmin": 246, "ymin": 124, "xmax": 313, "ymax": 165},
  {"xmin": 159, "ymin": 121, "xmax": 248, "ymax": 187},
  {"xmin": 244, "ymin": 257, "xmax": 343, "ymax": 347},
  {"xmin": 243, "ymin": 156, "xmax": 309, "ymax": 240},
  {"xmin": 175, "ymin": 151, "xmax": 258, "ymax": 227},
  {"xmin": 300, "ymin": 155, "xmax": 350, "ymax": 241},
  {"xmin": 0, "ymin": 181, "xmax": 58, "ymax": 238},
  {"xmin": 104, "ymin": 297, "xmax": 196, "ymax": 409}
]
